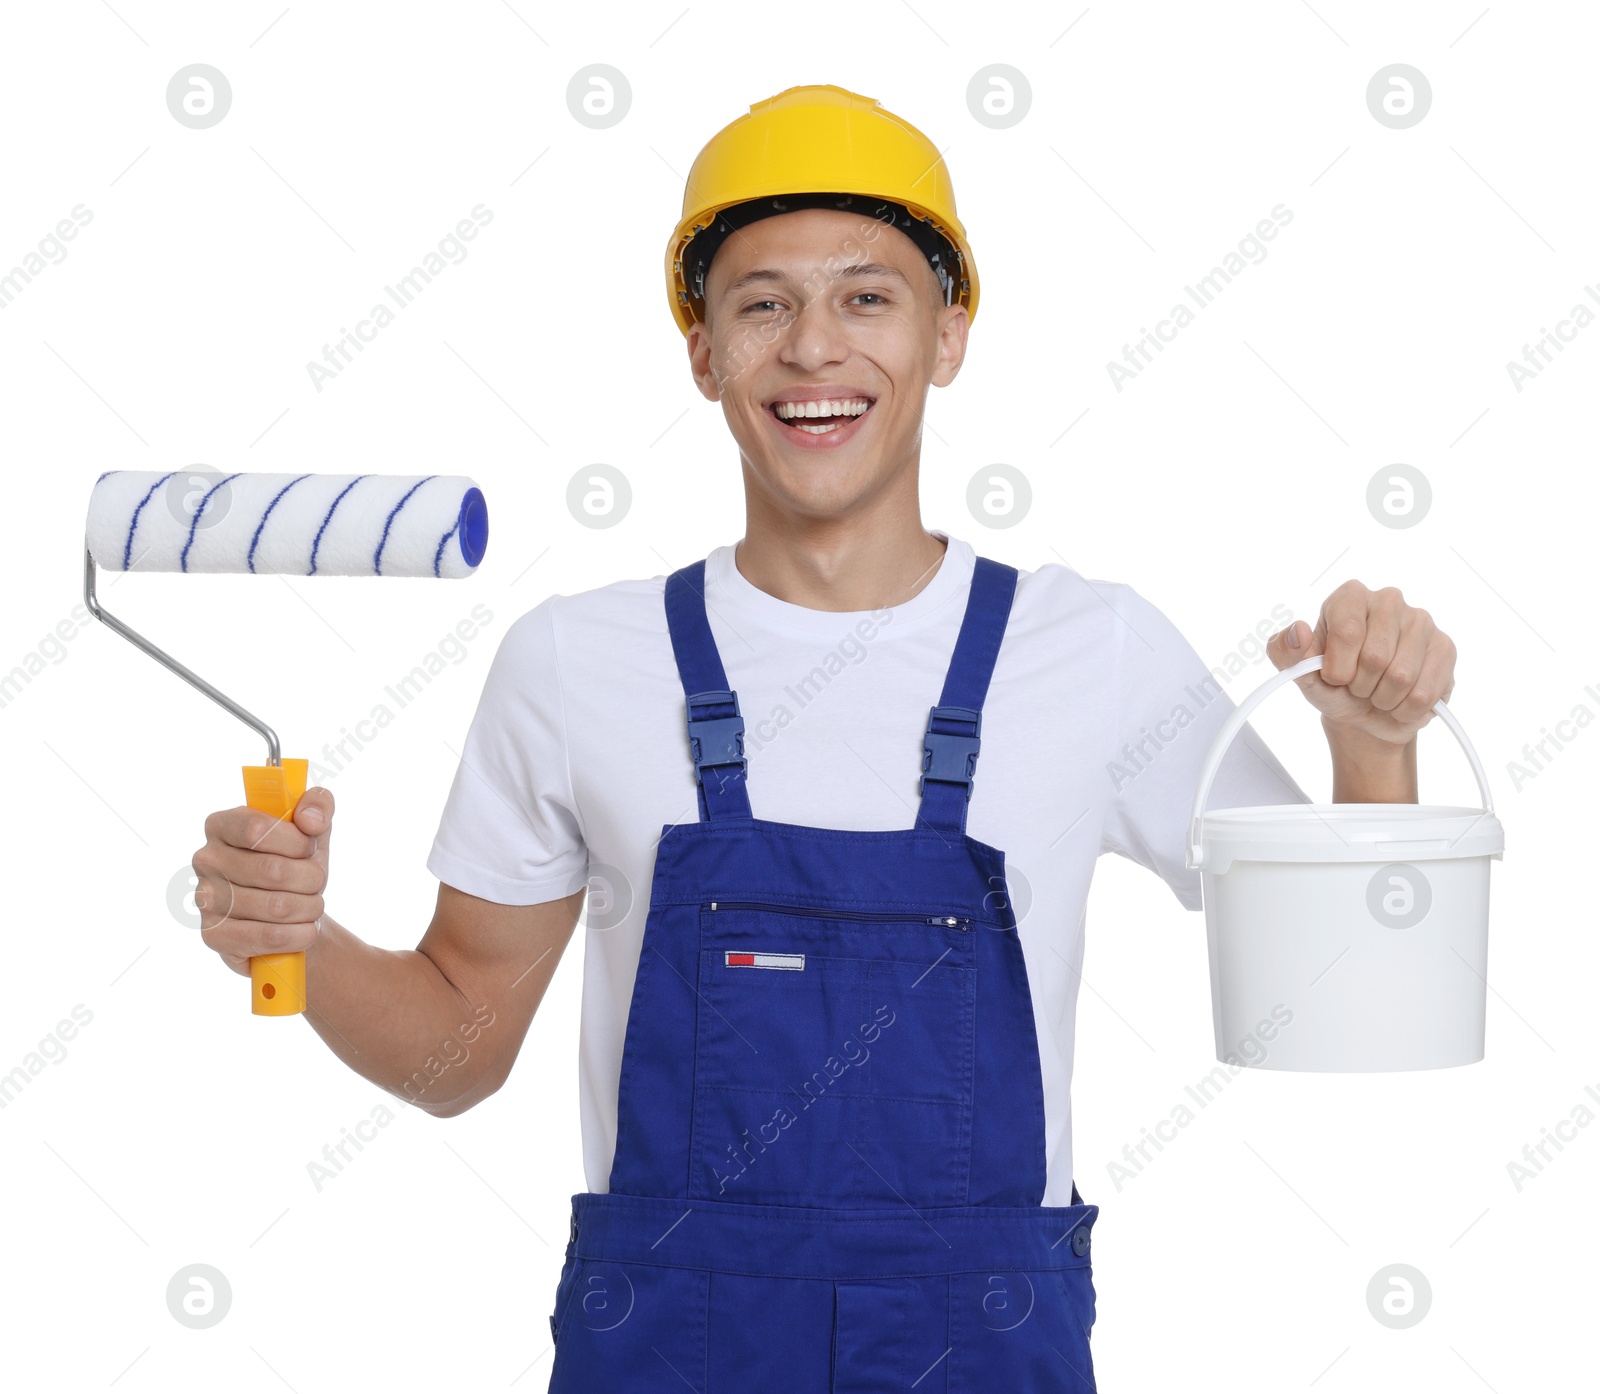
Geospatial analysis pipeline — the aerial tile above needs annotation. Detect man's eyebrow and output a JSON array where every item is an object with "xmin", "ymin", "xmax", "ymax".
[{"xmin": 721, "ymin": 262, "xmax": 914, "ymax": 297}]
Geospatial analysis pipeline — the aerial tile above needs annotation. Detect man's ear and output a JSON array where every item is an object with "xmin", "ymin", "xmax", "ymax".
[
  {"xmin": 929, "ymin": 302, "xmax": 970, "ymax": 388},
  {"xmin": 687, "ymin": 320, "xmax": 721, "ymax": 402}
]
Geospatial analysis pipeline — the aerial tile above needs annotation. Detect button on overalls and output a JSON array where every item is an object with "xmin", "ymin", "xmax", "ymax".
[{"xmin": 547, "ymin": 555, "xmax": 1099, "ymax": 1392}]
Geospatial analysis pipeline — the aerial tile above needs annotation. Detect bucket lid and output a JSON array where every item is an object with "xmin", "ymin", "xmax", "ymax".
[{"xmin": 1197, "ymin": 802, "xmax": 1505, "ymax": 874}]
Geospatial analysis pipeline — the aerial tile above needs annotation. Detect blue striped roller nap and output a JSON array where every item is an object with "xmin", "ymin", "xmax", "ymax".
[{"xmin": 86, "ymin": 471, "xmax": 489, "ymax": 578}]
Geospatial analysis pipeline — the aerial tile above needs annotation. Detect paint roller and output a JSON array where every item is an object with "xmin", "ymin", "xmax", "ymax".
[{"xmin": 83, "ymin": 470, "xmax": 490, "ymax": 1016}]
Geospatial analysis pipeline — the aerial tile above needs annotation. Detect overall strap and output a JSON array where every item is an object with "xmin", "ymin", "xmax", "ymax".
[
  {"xmin": 664, "ymin": 559, "xmax": 752, "ymax": 821},
  {"xmin": 915, "ymin": 556, "xmax": 1018, "ymax": 836}
]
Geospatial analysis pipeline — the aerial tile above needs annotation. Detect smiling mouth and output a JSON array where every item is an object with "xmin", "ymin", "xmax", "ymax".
[{"xmin": 769, "ymin": 398, "xmax": 875, "ymax": 435}]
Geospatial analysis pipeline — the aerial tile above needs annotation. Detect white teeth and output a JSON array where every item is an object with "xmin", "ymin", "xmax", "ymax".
[{"xmin": 773, "ymin": 397, "xmax": 871, "ymax": 420}]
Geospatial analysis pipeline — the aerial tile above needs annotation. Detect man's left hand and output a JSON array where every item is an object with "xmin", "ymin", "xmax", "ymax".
[{"xmin": 1266, "ymin": 580, "xmax": 1456, "ymax": 745}]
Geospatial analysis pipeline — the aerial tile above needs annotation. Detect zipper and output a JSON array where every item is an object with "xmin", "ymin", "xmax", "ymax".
[{"xmin": 706, "ymin": 899, "xmax": 973, "ymax": 930}]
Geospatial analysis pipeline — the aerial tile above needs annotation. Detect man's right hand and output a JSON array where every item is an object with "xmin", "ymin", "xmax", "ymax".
[{"xmin": 193, "ymin": 788, "xmax": 334, "ymax": 976}]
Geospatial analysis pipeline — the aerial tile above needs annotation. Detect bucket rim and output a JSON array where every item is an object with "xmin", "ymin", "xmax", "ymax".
[
  {"xmin": 1196, "ymin": 802, "xmax": 1504, "ymax": 872},
  {"xmin": 1199, "ymin": 801, "xmax": 1502, "ymax": 823}
]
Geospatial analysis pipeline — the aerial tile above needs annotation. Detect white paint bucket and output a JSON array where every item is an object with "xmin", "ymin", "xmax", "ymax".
[{"xmin": 1187, "ymin": 654, "xmax": 1506, "ymax": 1072}]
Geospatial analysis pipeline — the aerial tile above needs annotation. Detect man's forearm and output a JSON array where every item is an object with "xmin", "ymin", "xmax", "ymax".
[
  {"xmin": 301, "ymin": 914, "xmax": 497, "ymax": 1118},
  {"xmin": 1325, "ymin": 718, "xmax": 1419, "ymax": 803}
]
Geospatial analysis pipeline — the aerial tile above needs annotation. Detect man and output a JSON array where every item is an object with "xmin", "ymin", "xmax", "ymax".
[{"xmin": 193, "ymin": 85, "xmax": 1454, "ymax": 1390}]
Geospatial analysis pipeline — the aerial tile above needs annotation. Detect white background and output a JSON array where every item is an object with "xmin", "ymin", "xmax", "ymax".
[{"xmin": 2, "ymin": 1, "xmax": 1595, "ymax": 1388}]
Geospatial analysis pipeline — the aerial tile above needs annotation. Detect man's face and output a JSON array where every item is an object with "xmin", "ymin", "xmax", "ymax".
[{"xmin": 687, "ymin": 207, "xmax": 969, "ymax": 522}]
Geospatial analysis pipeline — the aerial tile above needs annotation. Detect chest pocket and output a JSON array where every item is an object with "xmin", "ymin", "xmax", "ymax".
[{"xmin": 689, "ymin": 901, "xmax": 978, "ymax": 1208}]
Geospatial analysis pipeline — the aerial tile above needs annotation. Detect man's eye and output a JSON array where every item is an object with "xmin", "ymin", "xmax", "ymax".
[{"xmin": 740, "ymin": 293, "xmax": 884, "ymax": 315}]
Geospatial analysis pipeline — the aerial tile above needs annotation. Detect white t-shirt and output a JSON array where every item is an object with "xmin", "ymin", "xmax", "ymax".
[{"xmin": 426, "ymin": 531, "xmax": 1310, "ymax": 1205}]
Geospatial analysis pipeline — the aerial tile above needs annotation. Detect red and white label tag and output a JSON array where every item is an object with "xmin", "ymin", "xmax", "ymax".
[{"xmin": 724, "ymin": 951, "xmax": 805, "ymax": 971}]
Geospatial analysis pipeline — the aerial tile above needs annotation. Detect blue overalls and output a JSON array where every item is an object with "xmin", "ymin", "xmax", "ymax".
[{"xmin": 547, "ymin": 555, "xmax": 1099, "ymax": 1392}]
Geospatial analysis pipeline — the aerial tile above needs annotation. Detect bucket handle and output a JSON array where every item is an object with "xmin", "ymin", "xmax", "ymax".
[{"xmin": 1186, "ymin": 652, "xmax": 1496, "ymax": 869}]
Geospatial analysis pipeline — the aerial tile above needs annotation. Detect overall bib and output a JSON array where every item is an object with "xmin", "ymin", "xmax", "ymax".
[{"xmin": 547, "ymin": 555, "xmax": 1099, "ymax": 1392}]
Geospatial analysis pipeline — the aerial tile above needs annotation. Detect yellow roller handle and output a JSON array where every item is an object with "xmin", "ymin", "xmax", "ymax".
[{"xmin": 241, "ymin": 757, "xmax": 310, "ymax": 1017}]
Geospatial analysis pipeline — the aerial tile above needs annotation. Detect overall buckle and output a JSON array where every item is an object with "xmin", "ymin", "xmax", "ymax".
[
  {"xmin": 686, "ymin": 689, "xmax": 747, "ymax": 787},
  {"xmin": 921, "ymin": 704, "xmax": 982, "ymax": 799}
]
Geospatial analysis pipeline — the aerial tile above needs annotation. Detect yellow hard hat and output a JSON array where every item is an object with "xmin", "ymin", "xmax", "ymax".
[{"xmin": 666, "ymin": 83, "xmax": 978, "ymax": 337}]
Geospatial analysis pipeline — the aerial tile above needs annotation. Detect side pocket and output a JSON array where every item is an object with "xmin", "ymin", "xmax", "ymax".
[
  {"xmin": 549, "ymin": 1255, "xmax": 584, "ymax": 1346},
  {"xmin": 1060, "ymin": 1265, "xmax": 1099, "ymax": 1383},
  {"xmin": 552, "ymin": 1260, "xmax": 709, "ymax": 1388},
  {"xmin": 949, "ymin": 1269, "xmax": 1096, "ymax": 1391}
]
